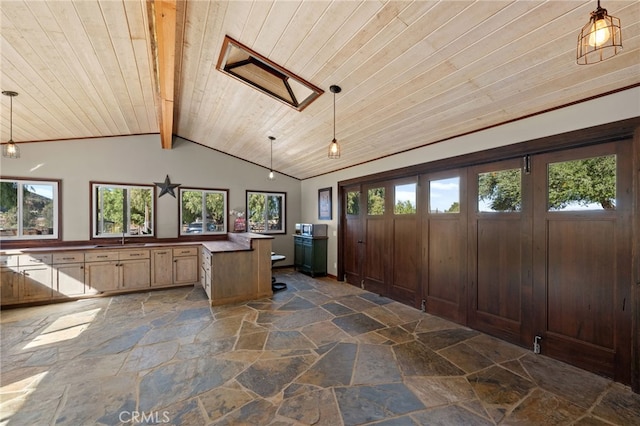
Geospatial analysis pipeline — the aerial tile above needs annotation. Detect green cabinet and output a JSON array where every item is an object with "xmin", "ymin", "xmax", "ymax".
[{"xmin": 293, "ymin": 236, "xmax": 327, "ymax": 277}]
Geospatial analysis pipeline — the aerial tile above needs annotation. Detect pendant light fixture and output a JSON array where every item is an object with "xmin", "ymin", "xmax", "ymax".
[
  {"xmin": 2, "ymin": 91, "xmax": 20, "ymax": 159},
  {"xmin": 577, "ymin": 0, "xmax": 622, "ymax": 65},
  {"xmin": 328, "ymin": 85, "xmax": 341, "ymax": 159},
  {"xmin": 268, "ymin": 136, "xmax": 275, "ymax": 180}
]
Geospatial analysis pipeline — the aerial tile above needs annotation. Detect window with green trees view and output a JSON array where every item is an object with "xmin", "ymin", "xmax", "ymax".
[
  {"xmin": 180, "ymin": 188, "xmax": 227, "ymax": 235},
  {"xmin": 0, "ymin": 179, "xmax": 59, "ymax": 239},
  {"xmin": 367, "ymin": 187, "xmax": 385, "ymax": 215},
  {"xmin": 246, "ymin": 191, "xmax": 285, "ymax": 234},
  {"xmin": 92, "ymin": 183, "xmax": 154, "ymax": 238},
  {"xmin": 394, "ymin": 183, "xmax": 416, "ymax": 214},
  {"xmin": 477, "ymin": 154, "xmax": 616, "ymax": 212}
]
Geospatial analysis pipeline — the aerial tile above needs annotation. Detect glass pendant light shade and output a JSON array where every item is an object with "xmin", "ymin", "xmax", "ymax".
[
  {"xmin": 577, "ymin": 1, "xmax": 622, "ymax": 65},
  {"xmin": 2, "ymin": 91, "xmax": 20, "ymax": 159},
  {"xmin": 328, "ymin": 85, "xmax": 341, "ymax": 159}
]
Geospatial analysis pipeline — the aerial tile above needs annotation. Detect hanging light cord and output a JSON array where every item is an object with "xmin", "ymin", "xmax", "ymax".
[
  {"xmin": 270, "ymin": 137, "xmax": 273, "ymax": 171},
  {"xmin": 8, "ymin": 93, "xmax": 13, "ymax": 141},
  {"xmin": 332, "ymin": 90, "xmax": 336, "ymax": 141}
]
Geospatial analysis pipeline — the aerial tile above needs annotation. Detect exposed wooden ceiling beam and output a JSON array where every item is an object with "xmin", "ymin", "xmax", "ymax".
[{"xmin": 151, "ymin": 0, "xmax": 177, "ymax": 149}]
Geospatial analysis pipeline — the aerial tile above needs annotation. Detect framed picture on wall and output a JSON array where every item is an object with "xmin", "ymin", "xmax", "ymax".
[{"xmin": 318, "ymin": 187, "xmax": 332, "ymax": 220}]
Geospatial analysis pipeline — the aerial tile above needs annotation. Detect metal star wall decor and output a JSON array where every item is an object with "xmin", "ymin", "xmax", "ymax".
[{"xmin": 154, "ymin": 175, "xmax": 180, "ymax": 198}]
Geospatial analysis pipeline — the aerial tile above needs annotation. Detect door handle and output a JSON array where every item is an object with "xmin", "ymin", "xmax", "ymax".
[{"xmin": 357, "ymin": 240, "xmax": 364, "ymax": 244}]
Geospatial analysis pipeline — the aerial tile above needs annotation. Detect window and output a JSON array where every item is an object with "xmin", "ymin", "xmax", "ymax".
[
  {"xmin": 180, "ymin": 188, "xmax": 228, "ymax": 235},
  {"xmin": 478, "ymin": 168, "xmax": 522, "ymax": 212},
  {"xmin": 0, "ymin": 178, "xmax": 59, "ymax": 240},
  {"xmin": 394, "ymin": 183, "xmax": 416, "ymax": 214},
  {"xmin": 246, "ymin": 191, "xmax": 285, "ymax": 234},
  {"xmin": 92, "ymin": 183, "xmax": 154, "ymax": 238},
  {"xmin": 367, "ymin": 187, "xmax": 385, "ymax": 215},
  {"xmin": 430, "ymin": 177, "xmax": 460, "ymax": 214},
  {"xmin": 548, "ymin": 154, "xmax": 616, "ymax": 211},
  {"xmin": 346, "ymin": 190, "xmax": 360, "ymax": 216}
]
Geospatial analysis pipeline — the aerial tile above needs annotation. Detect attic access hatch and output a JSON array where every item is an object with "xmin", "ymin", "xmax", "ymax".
[{"xmin": 216, "ymin": 36, "xmax": 323, "ymax": 111}]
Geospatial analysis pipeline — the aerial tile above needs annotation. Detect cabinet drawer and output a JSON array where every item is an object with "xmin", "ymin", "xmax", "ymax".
[
  {"xmin": 19, "ymin": 253, "xmax": 52, "ymax": 265},
  {"xmin": 0, "ymin": 255, "xmax": 19, "ymax": 267},
  {"xmin": 119, "ymin": 249, "xmax": 150, "ymax": 260},
  {"xmin": 53, "ymin": 252, "xmax": 85, "ymax": 264},
  {"xmin": 85, "ymin": 251, "xmax": 119, "ymax": 262},
  {"xmin": 173, "ymin": 247, "xmax": 198, "ymax": 257}
]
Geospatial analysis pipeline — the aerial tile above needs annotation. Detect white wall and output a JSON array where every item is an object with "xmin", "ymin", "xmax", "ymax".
[
  {"xmin": 301, "ymin": 87, "xmax": 640, "ymax": 277},
  {"xmin": 0, "ymin": 135, "xmax": 302, "ymax": 261}
]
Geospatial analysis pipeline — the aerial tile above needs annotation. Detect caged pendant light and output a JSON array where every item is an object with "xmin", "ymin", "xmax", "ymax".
[
  {"xmin": 328, "ymin": 85, "xmax": 341, "ymax": 159},
  {"xmin": 268, "ymin": 136, "xmax": 275, "ymax": 180},
  {"xmin": 577, "ymin": 0, "xmax": 622, "ymax": 65},
  {"xmin": 2, "ymin": 91, "xmax": 20, "ymax": 159}
]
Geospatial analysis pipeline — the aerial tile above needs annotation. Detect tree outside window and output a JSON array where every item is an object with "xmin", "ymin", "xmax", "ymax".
[
  {"xmin": 0, "ymin": 179, "xmax": 58, "ymax": 239},
  {"xmin": 180, "ymin": 189, "xmax": 227, "ymax": 234},
  {"xmin": 92, "ymin": 183, "xmax": 154, "ymax": 237},
  {"xmin": 246, "ymin": 191, "xmax": 285, "ymax": 234}
]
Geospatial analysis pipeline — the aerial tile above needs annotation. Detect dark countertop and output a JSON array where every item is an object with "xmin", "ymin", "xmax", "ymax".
[{"xmin": 0, "ymin": 233, "xmax": 274, "ymax": 256}]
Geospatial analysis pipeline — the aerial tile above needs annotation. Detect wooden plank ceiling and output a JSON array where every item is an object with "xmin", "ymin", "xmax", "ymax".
[{"xmin": 1, "ymin": 1, "xmax": 639, "ymax": 179}]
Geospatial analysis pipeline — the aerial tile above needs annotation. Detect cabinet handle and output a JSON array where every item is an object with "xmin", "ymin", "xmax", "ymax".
[
  {"xmin": 97, "ymin": 255, "xmax": 109, "ymax": 258},
  {"xmin": 156, "ymin": 251, "xmax": 168, "ymax": 255},
  {"xmin": 128, "ymin": 254, "xmax": 141, "ymax": 257}
]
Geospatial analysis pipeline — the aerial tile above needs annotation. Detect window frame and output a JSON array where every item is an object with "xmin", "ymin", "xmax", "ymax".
[
  {"xmin": 246, "ymin": 190, "xmax": 286, "ymax": 234},
  {"xmin": 90, "ymin": 181, "xmax": 155, "ymax": 239},
  {"xmin": 179, "ymin": 187, "xmax": 229, "ymax": 236},
  {"xmin": 0, "ymin": 177, "xmax": 61, "ymax": 241}
]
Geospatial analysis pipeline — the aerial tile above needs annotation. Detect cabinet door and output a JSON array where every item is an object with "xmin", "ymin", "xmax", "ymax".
[
  {"xmin": 294, "ymin": 238, "xmax": 304, "ymax": 269},
  {"xmin": 302, "ymin": 239, "xmax": 314, "ymax": 270},
  {"xmin": 120, "ymin": 259, "xmax": 150, "ymax": 290},
  {"xmin": 1, "ymin": 268, "xmax": 21, "ymax": 304},
  {"xmin": 55, "ymin": 263, "xmax": 87, "ymax": 297},
  {"xmin": 85, "ymin": 261, "xmax": 119, "ymax": 292},
  {"xmin": 20, "ymin": 265, "xmax": 53, "ymax": 301},
  {"xmin": 151, "ymin": 249, "xmax": 173, "ymax": 287},
  {"xmin": 173, "ymin": 256, "xmax": 198, "ymax": 284}
]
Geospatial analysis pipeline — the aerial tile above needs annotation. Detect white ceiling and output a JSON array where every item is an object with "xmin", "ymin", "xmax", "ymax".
[{"xmin": 1, "ymin": 1, "xmax": 639, "ymax": 179}]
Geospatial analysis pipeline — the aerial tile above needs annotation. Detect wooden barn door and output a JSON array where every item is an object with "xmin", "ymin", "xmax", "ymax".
[
  {"xmin": 420, "ymin": 170, "xmax": 467, "ymax": 323},
  {"xmin": 532, "ymin": 141, "xmax": 632, "ymax": 384},
  {"xmin": 467, "ymin": 158, "xmax": 533, "ymax": 346},
  {"xmin": 342, "ymin": 185, "xmax": 363, "ymax": 287}
]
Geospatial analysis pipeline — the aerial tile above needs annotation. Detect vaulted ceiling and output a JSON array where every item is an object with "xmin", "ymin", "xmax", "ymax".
[{"xmin": 1, "ymin": 1, "xmax": 639, "ymax": 179}]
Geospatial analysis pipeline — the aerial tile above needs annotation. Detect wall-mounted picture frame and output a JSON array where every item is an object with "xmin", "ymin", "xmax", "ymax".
[{"xmin": 318, "ymin": 187, "xmax": 332, "ymax": 220}]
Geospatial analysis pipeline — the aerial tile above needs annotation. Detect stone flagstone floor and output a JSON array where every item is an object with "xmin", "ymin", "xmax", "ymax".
[{"xmin": 1, "ymin": 269, "xmax": 639, "ymax": 425}]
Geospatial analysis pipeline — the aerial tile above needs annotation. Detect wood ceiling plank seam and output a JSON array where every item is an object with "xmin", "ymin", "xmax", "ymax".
[
  {"xmin": 290, "ymin": 0, "xmax": 367, "ymax": 78},
  {"xmin": 324, "ymin": 1, "xmax": 552, "ymax": 130},
  {"xmin": 99, "ymin": 0, "xmax": 152, "ymax": 135},
  {"xmin": 253, "ymin": 0, "xmax": 300, "ymax": 57},
  {"xmin": 239, "ymin": 0, "xmax": 274, "ymax": 48},
  {"xmin": 0, "ymin": 66, "xmax": 76, "ymax": 142},
  {"xmin": 1, "ymin": 2, "xmax": 105, "ymax": 139},
  {"xmin": 9, "ymin": 1, "xmax": 111, "ymax": 137},
  {"xmin": 36, "ymin": 0, "xmax": 124, "ymax": 136},
  {"xmin": 72, "ymin": 0, "xmax": 137, "ymax": 135},
  {"xmin": 0, "ymin": 29, "xmax": 97, "ymax": 141},
  {"xmin": 271, "ymin": 0, "xmax": 331, "ymax": 68},
  {"xmin": 324, "ymin": 1, "xmax": 546, "ymax": 132},
  {"xmin": 178, "ymin": 0, "xmax": 224, "ymax": 138},
  {"xmin": 123, "ymin": 0, "xmax": 159, "ymax": 133},
  {"xmin": 316, "ymin": 2, "xmax": 600, "ymax": 144},
  {"xmin": 317, "ymin": 0, "xmax": 473, "ymax": 85},
  {"xmin": 51, "ymin": 0, "xmax": 131, "ymax": 136}
]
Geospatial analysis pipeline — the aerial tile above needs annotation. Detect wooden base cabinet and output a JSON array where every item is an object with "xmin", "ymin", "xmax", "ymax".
[
  {"xmin": 53, "ymin": 252, "xmax": 89, "ymax": 297},
  {"xmin": 294, "ymin": 236, "xmax": 328, "ymax": 277},
  {"xmin": 172, "ymin": 247, "xmax": 199, "ymax": 285},
  {"xmin": 84, "ymin": 249, "xmax": 150, "ymax": 292},
  {"xmin": 19, "ymin": 254, "xmax": 53, "ymax": 302}
]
